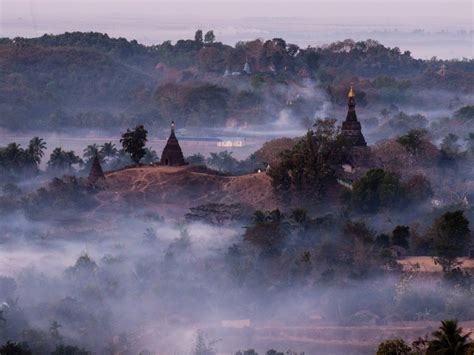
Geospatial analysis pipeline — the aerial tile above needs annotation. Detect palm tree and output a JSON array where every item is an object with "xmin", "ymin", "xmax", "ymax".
[
  {"xmin": 48, "ymin": 148, "xmax": 83, "ymax": 172},
  {"xmin": 100, "ymin": 142, "xmax": 118, "ymax": 161},
  {"xmin": 28, "ymin": 137, "xmax": 46, "ymax": 165},
  {"xmin": 83, "ymin": 144, "xmax": 100, "ymax": 161},
  {"xmin": 428, "ymin": 319, "xmax": 472, "ymax": 355}
]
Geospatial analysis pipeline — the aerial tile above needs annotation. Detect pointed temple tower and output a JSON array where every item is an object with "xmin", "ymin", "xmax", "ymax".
[
  {"xmin": 161, "ymin": 121, "xmax": 186, "ymax": 166},
  {"xmin": 88, "ymin": 154, "xmax": 106, "ymax": 186},
  {"xmin": 341, "ymin": 87, "xmax": 367, "ymax": 147}
]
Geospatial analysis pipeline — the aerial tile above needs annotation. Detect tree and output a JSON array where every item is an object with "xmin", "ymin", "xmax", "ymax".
[
  {"xmin": 464, "ymin": 133, "xmax": 474, "ymax": 156},
  {"xmin": 83, "ymin": 144, "xmax": 101, "ymax": 164},
  {"xmin": 204, "ymin": 30, "xmax": 215, "ymax": 44},
  {"xmin": 267, "ymin": 118, "xmax": 345, "ymax": 199},
  {"xmin": 376, "ymin": 339, "xmax": 411, "ymax": 355},
  {"xmin": 100, "ymin": 142, "xmax": 118, "ymax": 161},
  {"xmin": 396, "ymin": 129, "xmax": 427, "ymax": 160},
  {"xmin": 47, "ymin": 148, "xmax": 83, "ymax": 172},
  {"xmin": 141, "ymin": 147, "xmax": 158, "ymax": 164},
  {"xmin": 405, "ymin": 174, "xmax": 433, "ymax": 203},
  {"xmin": 428, "ymin": 319, "xmax": 472, "ymax": 355},
  {"xmin": 194, "ymin": 29, "xmax": 203, "ymax": 43},
  {"xmin": 120, "ymin": 125, "xmax": 148, "ymax": 165},
  {"xmin": 193, "ymin": 331, "xmax": 216, "ymax": 355},
  {"xmin": 391, "ymin": 225, "xmax": 410, "ymax": 249},
  {"xmin": 429, "ymin": 210, "xmax": 470, "ymax": 272},
  {"xmin": 441, "ymin": 133, "xmax": 461, "ymax": 156},
  {"xmin": 187, "ymin": 153, "xmax": 205, "ymax": 165},
  {"xmin": 27, "ymin": 137, "xmax": 46, "ymax": 165},
  {"xmin": 207, "ymin": 151, "xmax": 239, "ymax": 173},
  {"xmin": 351, "ymin": 169, "xmax": 406, "ymax": 213},
  {"xmin": 0, "ymin": 341, "xmax": 32, "ymax": 355},
  {"xmin": 51, "ymin": 344, "xmax": 90, "ymax": 355}
]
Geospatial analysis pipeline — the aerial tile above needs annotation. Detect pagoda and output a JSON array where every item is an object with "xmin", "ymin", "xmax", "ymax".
[
  {"xmin": 88, "ymin": 154, "xmax": 106, "ymax": 186},
  {"xmin": 160, "ymin": 121, "xmax": 186, "ymax": 166},
  {"xmin": 341, "ymin": 87, "xmax": 367, "ymax": 147}
]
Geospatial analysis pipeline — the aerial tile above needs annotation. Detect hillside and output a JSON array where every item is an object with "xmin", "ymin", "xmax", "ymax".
[
  {"xmin": 93, "ymin": 165, "xmax": 279, "ymax": 217},
  {"xmin": 1, "ymin": 32, "xmax": 473, "ymax": 132}
]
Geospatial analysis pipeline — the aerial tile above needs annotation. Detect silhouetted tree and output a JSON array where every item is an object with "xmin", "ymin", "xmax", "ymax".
[
  {"xmin": 194, "ymin": 29, "xmax": 203, "ymax": 43},
  {"xmin": 429, "ymin": 210, "xmax": 470, "ymax": 272},
  {"xmin": 396, "ymin": 128, "xmax": 427, "ymax": 160},
  {"xmin": 204, "ymin": 30, "xmax": 215, "ymax": 44},
  {"xmin": 120, "ymin": 125, "xmax": 148, "ymax": 165},
  {"xmin": 376, "ymin": 339, "xmax": 411, "ymax": 355},
  {"xmin": 428, "ymin": 319, "xmax": 472, "ymax": 355},
  {"xmin": 27, "ymin": 137, "xmax": 46, "ymax": 165}
]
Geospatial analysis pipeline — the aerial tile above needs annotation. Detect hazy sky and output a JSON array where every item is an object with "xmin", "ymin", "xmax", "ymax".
[{"xmin": 1, "ymin": 0, "xmax": 473, "ymax": 58}]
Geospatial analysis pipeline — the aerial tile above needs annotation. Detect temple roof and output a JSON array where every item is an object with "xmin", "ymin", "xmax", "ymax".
[
  {"xmin": 161, "ymin": 121, "xmax": 186, "ymax": 166},
  {"xmin": 341, "ymin": 87, "xmax": 367, "ymax": 147},
  {"xmin": 88, "ymin": 155, "xmax": 105, "ymax": 185},
  {"xmin": 348, "ymin": 86, "xmax": 355, "ymax": 98}
]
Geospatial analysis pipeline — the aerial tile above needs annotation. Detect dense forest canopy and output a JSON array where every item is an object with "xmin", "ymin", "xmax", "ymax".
[{"xmin": 0, "ymin": 31, "xmax": 473, "ymax": 132}]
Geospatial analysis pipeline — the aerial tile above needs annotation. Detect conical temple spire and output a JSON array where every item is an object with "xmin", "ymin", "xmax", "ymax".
[
  {"xmin": 348, "ymin": 86, "xmax": 355, "ymax": 98},
  {"xmin": 88, "ymin": 154, "xmax": 106, "ymax": 185},
  {"xmin": 160, "ymin": 121, "xmax": 186, "ymax": 166},
  {"xmin": 341, "ymin": 86, "xmax": 367, "ymax": 147}
]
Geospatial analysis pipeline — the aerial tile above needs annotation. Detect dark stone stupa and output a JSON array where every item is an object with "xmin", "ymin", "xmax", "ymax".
[
  {"xmin": 341, "ymin": 87, "xmax": 367, "ymax": 147},
  {"xmin": 88, "ymin": 155, "xmax": 106, "ymax": 186},
  {"xmin": 161, "ymin": 121, "xmax": 186, "ymax": 166}
]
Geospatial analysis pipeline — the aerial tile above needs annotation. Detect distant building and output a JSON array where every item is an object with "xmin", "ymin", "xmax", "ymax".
[
  {"xmin": 335, "ymin": 87, "xmax": 372, "ymax": 189},
  {"xmin": 341, "ymin": 87, "xmax": 367, "ymax": 147},
  {"xmin": 160, "ymin": 121, "xmax": 186, "ymax": 166}
]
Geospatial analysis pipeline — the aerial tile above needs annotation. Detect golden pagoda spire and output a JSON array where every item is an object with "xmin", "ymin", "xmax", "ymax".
[{"xmin": 348, "ymin": 86, "xmax": 355, "ymax": 98}]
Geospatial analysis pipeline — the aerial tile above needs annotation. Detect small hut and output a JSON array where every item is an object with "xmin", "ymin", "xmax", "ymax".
[{"xmin": 160, "ymin": 121, "xmax": 186, "ymax": 166}]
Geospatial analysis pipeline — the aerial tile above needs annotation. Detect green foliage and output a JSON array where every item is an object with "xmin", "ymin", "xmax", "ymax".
[
  {"xmin": 454, "ymin": 106, "xmax": 474, "ymax": 121},
  {"xmin": 428, "ymin": 319, "xmax": 472, "ymax": 355},
  {"xmin": 396, "ymin": 129, "xmax": 428, "ymax": 158},
  {"xmin": 204, "ymin": 31, "xmax": 216, "ymax": 44},
  {"xmin": 120, "ymin": 125, "xmax": 148, "ymax": 164},
  {"xmin": 267, "ymin": 119, "xmax": 345, "ymax": 199},
  {"xmin": 47, "ymin": 148, "xmax": 83, "ymax": 173},
  {"xmin": 194, "ymin": 29, "xmax": 203, "ymax": 44},
  {"xmin": 429, "ymin": 210, "xmax": 470, "ymax": 271},
  {"xmin": 186, "ymin": 153, "xmax": 205, "ymax": 165},
  {"xmin": 193, "ymin": 331, "xmax": 216, "ymax": 355},
  {"xmin": 0, "ymin": 341, "xmax": 32, "ymax": 355},
  {"xmin": 51, "ymin": 344, "xmax": 90, "ymax": 355},
  {"xmin": 391, "ymin": 225, "xmax": 410, "ymax": 249},
  {"xmin": 376, "ymin": 339, "xmax": 411, "ymax": 355},
  {"xmin": 351, "ymin": 168, "xmax": 406, "ymax": 213},
  {"xmin": 0, "ymin": 141, "xmax": 40, "ymax": 181}
]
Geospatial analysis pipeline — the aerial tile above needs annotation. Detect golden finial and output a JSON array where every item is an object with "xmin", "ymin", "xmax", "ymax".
[{"xmin": 348, "ymin": 86, "xmax": 355, "ymax": 98}]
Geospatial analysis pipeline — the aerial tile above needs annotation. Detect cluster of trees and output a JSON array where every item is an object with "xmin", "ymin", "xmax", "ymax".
[
  {"xmin": 0, "ymin": 124, "xmax": 161, "ymax": 184},
  {"xmin": 0, "ymin": 341, "xmax": 89, "ymax": 355},
  {"xmin": 187, "ymin": 151, "xmax": 261, "ymax": 175},
  {"xmin": 376, "ymin": 319, "xmax": 473, "ymax": 355},
  {"xmin": 267, "ymin": 118, "xmax": 347, "ymax": 199},
  {"xmin": 0, "ymin": 138, "xmax": 46, "ymax": 181},
  {"xmin": 1, "ymin": 31, "xmax": 472, "ymax": 131},
  {"xmin": 347, "ymin": 168, "xmax": 433, "ymax": 213}
]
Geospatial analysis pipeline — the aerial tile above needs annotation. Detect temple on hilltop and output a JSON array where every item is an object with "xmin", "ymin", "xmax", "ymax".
[
  {"xmin": 88, "ymin": 154, "xmax": 106, "ymax": 187},
  {"xmin": 334, "ymin": 87, "xmax": 373, "ymax": 189},
  {"xmin": 341, "ymin": 86, "xmax": 367, "ymax": 147},
  {"xmin": 161, "ymin": 121, "xmax": 186, "ymax": 166}
]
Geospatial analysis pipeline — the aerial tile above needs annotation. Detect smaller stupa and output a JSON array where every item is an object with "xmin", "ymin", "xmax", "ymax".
[
  {"xmin": 88, "ymin": 154, "xmax": 106, "ymax": 187},
  {"xmin": 160, "ymin": 121, "xmax": 186, "ymax": 166}
]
